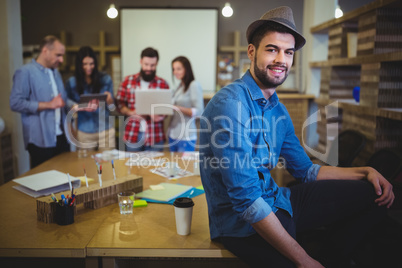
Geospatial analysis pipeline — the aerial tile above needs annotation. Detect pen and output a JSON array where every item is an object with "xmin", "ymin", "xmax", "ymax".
[
  {"xmin": 68, "ymin": 193, "xmax": 75, "ymax": 206},
  {"xmin": 83, "ymin": 164, "xmax": 89, "ymax": 188},
  {"xmin": 111, "ymin": 160, "xmax": 116, "ymax": 180},
  {"xmin": 61, "ymin": 194, "xmax": 66, "ymax": 206},
  {"xmin": 67, "ymin": 173, "xmax": 72, "ymax": 192},
  {"xmin": 98, "ymin": 164, "xmax": 103, "ymax": 187},
  {"xmin": 70, "ymin": 197, "xmax": 76, "ymax": 206},
  {"xmin": 51, "ymin": 193, "xmax": 58, "ymax": 203}
]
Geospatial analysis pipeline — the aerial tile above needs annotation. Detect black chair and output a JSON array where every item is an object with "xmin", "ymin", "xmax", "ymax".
[
  {"xmin": 325, "ymin": 129, "xmax": 367, "ymax": 167},
  {"xmin": 366, "ymin": 148, "xmax": 402, "ymax": 210},
  {"xmin": 366, "ymin": 148, "xmax": 402, "ymax": 182},
  {"xmin": 287, "ymin": 130, "xmax": 366, "ymax": 187}
]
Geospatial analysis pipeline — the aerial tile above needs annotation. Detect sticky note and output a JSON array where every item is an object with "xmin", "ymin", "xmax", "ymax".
[
  {"xmin": 150, "ymin": 184, "xmax": 165, "ymax": 190},
  {"xmin": 77, "ymin": 176, "xmax": 95, "ymax": 184},
  {"xmin": 133, "ymin": 200, "xmax": 148, "ymax": 207}
]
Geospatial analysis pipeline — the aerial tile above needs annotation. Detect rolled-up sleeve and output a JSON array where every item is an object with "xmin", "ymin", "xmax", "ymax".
[
  {"xmin": 241, "ymin": 197, "xmax": 273, "ymax": 224},
  {"xmin": 305, "ymin": 164, "xmax": 321, "ymax": 183}
]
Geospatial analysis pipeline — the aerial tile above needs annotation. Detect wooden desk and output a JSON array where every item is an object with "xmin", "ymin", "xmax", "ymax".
[{"xmin": 0, "ymin": 152, "xmax": 247, "ymax": 268}]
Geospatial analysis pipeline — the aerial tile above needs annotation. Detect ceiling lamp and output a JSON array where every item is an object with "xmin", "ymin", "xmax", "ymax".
[
  {"xmin": 107, "ymin": 4, "xmax": 118, "ymax": 19},
  {"xmin": 335, "ymin": 5, "xmax": 343, "ymax": 18},
  {"xmin": 222, "ymin": 3, "xmax": 233, "ymax": 18}
]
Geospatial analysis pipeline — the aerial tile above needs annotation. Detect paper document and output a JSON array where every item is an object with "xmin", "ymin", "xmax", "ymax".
[{"xmin": 136, "ymin": 183, "xmax": 192, "ymax": 202}]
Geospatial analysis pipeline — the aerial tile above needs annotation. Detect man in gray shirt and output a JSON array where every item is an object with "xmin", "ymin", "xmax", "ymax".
[{"xmin": 10, "ymin": 35, "xmax": 70, "ymax": 168}]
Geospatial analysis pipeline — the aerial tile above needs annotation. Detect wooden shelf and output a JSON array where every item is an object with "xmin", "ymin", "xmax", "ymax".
[
  {"xmin": 315, "ymin": 98, "xmax": 402, "ymax": 121},
  {"xmin": 311, "ymin": 0, "xmax": 402, "ymax": 34},
  {"xmin": 310, "ymin": 51, "xmax": 402, "ymax": 67}
]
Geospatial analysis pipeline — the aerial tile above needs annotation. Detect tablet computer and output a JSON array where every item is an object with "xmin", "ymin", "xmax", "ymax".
[
  {"xmin": 79, "ymin": 93, "xmax": 107, "ymax": 104},
  {"xmin": 135, "ymin": 89, "xmax": 173, "ymax": 115}
]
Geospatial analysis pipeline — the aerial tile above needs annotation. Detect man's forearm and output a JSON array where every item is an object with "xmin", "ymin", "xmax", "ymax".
[
  {"xmin": 252, "ymin": 212, "xmax": 315, "ymax": 267},
  {"xmin": 317, "ymin": 166, "xmax": 370, "ymax": 181},
  {"xmin": 120, "ymin": 105, "xmax": 135, "ymax": 116},
  {"xmin": 38, "ymin": 101, "xmax": 55, "ymax": 111}
]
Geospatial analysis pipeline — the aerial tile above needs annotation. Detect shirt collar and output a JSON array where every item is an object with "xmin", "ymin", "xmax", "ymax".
[
  {"xmin": 242, "ymin": 70, "xmax": 279, "ymax": 110},
  {"xmin": 32, "ymin": 58, "xmax": 55, "ymax": 74}
]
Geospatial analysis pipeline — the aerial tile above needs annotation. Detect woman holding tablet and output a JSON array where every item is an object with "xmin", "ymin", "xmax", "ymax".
[
  {"xmin": 168, "ymin": 56, "xmax": 204, "ymax": 152},
  {"xmin": 65, "ymin": 46, "xmax": 115, "ymax": 152}
]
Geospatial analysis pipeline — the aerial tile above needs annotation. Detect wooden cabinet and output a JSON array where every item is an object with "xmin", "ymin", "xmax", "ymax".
[
  {"xmin": 0, "ymin": 132, "xmax": 14, "ymax": 185},
  {"xmin": 310, "ymin": 0, "xmax": 402, "ymax": 166}
]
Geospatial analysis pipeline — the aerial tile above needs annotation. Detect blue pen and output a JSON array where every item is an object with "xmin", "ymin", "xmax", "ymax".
[{"xmin": 61, "ymin": 194, "xmax": 66, "ymax": 206}]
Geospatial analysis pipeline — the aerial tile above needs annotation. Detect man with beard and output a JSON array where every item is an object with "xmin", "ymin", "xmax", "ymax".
[
  {"xmin": 199, "ymin": 6, "xmax": 394, "ymax": 268},
  {"xmin": 116, "ymin": 47, "xmax": 169, "ymax": 151}
]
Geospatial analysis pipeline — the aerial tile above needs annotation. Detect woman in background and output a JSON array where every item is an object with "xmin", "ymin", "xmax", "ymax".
[
  {"xmin": 65, "ymin": 46, "xmax": 115, "ymax": 151},
  {"xmin": 168, "ymin": 56, "xmax": 204, "ymax": 152}
]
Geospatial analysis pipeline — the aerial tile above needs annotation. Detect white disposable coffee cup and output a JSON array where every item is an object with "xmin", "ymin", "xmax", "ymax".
[
  {"xmin": 163, "ymin": 161, "xmax": 179, "ymax": 177},
  {"xmin": 173, "ymin": 197, "xmax": 194, "ymax": 235}
]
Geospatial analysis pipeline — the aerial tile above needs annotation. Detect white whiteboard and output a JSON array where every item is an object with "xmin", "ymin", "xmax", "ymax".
[{"xmin": 121, "ymin": 8, "xmax": 218, "ymax": 92}]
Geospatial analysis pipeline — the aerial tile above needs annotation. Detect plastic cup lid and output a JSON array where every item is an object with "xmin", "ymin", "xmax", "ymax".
[{"xmin": 173, "ymin": 197, "xmax": 194, "ymax": 208}]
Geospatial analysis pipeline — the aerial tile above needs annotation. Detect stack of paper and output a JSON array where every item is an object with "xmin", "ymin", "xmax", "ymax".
[{"xmin": 12, "ymin": 170, "xmax": 81, "ymax": 198}]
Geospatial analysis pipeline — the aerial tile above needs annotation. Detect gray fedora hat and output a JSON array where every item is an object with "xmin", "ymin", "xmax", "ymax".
[{"xmin": 246, "ymin": 6, "xmax": 306, "ymax": 50}]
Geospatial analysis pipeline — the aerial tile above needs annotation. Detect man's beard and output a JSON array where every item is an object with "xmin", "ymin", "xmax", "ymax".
[
  {"xmin": 140, "ymin": 69, "xmax": 156, "ymax": 82},
  {"xmin": 253, "ymin": 55, "xmax": 288, "ymax": 89}
]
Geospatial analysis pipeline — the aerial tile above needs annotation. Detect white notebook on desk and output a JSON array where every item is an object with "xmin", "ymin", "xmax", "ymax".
[
  {"xmin": 12, "ymin": 170, "xmax": 81, "ymax": 198},
  {"xmin": 135, "ymin": 89, "xmax": 173, "ymax": 115}
]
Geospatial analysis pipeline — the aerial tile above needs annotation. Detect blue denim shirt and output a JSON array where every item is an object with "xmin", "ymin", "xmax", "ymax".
[
  {"xmin": 9, "ymin": 59, "xmax": 68, "ymax": 149},
  {"xmin": 199, "ymin": 70, "xmax": 321, "ymax": 239},
  {"xmin": 65, "ymin": 73, "xmax": 114, "ymax": 133}
]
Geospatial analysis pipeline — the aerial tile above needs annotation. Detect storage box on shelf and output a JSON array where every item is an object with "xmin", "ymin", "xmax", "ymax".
[
  {"xmin": 357, "ymin": 7, "xmax": 402, "ymax": 56},
  {"xmin": 328, "ymin": 22, "xmax": 358, "ymax": 59},
  {"xmin": 310, "ymin": 0, "xmax": 402, "ymax": 166},
  {"xmin": 360, "ymin": 61, "xmax": 402, "ymax": 108},
  {"xmin": 320, "ymin": 66, "xmax": 361, "ymax": 100}
]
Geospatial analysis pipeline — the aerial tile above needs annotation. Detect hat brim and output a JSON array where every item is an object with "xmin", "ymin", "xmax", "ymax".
[{"xmin": 246, "ymin": 19, "xmax": 306, "ymax": 50}]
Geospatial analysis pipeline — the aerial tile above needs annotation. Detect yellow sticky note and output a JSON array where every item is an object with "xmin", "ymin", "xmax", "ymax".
[
  {"xmin": 150, "ymin": 184, "xmax": 165, "ymax": 191},
  {"xmin": 77, "ymin": 176, "xmax": 95, "ymax": 184}
]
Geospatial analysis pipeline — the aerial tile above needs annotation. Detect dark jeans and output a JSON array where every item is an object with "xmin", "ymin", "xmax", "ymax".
[
  {"xmin": 27, "ymin": 134, "xmax": 70, "ymax": 168},
  {"xmin": 220, "ymin": 180, "xmax": 387, "ymax": 268}
]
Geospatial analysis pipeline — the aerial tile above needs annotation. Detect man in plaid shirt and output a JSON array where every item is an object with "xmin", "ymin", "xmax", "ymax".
[{"xmin": 116, "ymin": 47, "xmax": 169, "ymax": 151}]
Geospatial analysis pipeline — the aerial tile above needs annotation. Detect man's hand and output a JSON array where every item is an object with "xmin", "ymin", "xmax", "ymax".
[
  {"xmin": 296, "ymin": 257, "xmax": 324, "ymax": 268},
  {"xmin": 366, "ymin": 167, "xmax": 395, "ymax": 208},
  {"xmin": 318, "ymin": 165, "xmax": 395, "ymax": 208},
  {"xmin": 120, "ymin": 105, "xmax": 136, "ymax": 116},
  {"xmin": 49, "ymin": 93, "xmax": 65, "ymax": 109},
  {"xmin": 38, "ymin": 93, "xmax": 65, "ymax": 111}
]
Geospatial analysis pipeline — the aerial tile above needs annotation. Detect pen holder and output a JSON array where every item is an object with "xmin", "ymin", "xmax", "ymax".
[{"xmin": 55, "ymin": 202, "xmax": 75, "ymax": 225}]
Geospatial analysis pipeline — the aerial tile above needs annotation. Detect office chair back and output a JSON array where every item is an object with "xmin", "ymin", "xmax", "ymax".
[{"xmin": 326, "ymin": 130, "xmax": 367, "ymax": 167}]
